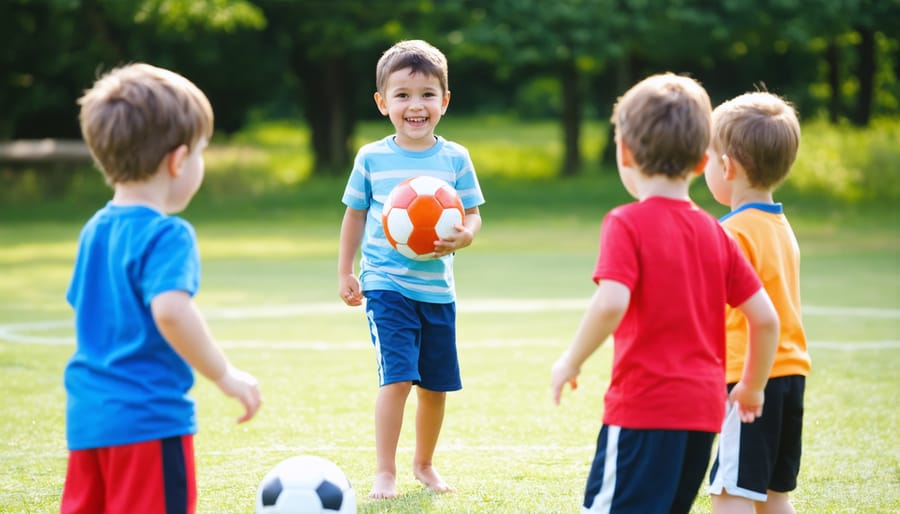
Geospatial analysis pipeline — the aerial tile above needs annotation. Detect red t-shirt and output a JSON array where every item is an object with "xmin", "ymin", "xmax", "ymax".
[{"xmin": 593, "ymin": 197, "xmax": 762, "ymax": 432}]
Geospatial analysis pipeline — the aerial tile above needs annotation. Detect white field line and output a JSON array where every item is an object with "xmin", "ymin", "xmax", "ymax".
[
  {"xmin": 200, "ymin": 443, "xmax": 598, "ymax": 456},
  {"xmin": 0, "ymin": 444, "xmax": 598, "ymax": 460},
  {"xmin": 1, "ymin": 299, "xmax": 897, "ymax": 348}
]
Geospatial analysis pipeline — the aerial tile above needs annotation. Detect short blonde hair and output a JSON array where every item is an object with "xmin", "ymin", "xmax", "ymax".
[
  {"xmin": 78, "ymin": 63, "xmax": 214, "ymax": 184},
  {"xmin": 611, "ymin": 73, "xmax": 712, "ymax": 178},
  {"xmin": 375, "ymin": 40, "xmax": 448, "ymax": 94},
  {"xmin": 711, "ymin": 92, "xmax": 800, "ymax": 189}
]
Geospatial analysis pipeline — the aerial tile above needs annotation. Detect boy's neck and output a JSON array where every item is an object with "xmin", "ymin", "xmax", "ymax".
[
  {"xmin": 393, "ymin": 134, "xmax": 438, "ymax": 152},
  {"xmin": 730, "ymin": 188, "xmax": 775, "ymax": 210},
  {"xmin": 636, "ymin": 174, "xmax": 693, "ymax": 201},
  {"xmin": 112, "ymin": 182, "xmax": 167, "ymax": 213}
]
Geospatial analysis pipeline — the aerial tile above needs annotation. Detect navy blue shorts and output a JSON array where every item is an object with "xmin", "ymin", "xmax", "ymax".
[
  {"xmin": 583, "ymin": 425, "xmax": 715, "ymax": 514},
  {"xmin": 364, "ymin": 290, "xmax": 461, "ymax": 391},
  {"xmin": 709, "ymin": 375, "xmax": 805, "ymax": 500}
]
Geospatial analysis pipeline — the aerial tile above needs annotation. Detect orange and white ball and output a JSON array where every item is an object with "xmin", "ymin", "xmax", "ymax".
[{"xmin": 382, "ymin": 176, "xmax": 464, "ymax": 261}]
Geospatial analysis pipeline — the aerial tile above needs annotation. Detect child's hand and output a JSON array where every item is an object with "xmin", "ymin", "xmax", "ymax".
[
  {"xmin": 433, "ymin": 223, "xmax": 474, "ymax": 257},
  {"xmin": 728, "ymin": 381, "xmax": 765, "ymax": 422},
  {"xmin": 339, "ymin": 274, "xmax": 363, "ymax": 306},
  {"xmin": 215, "ymin": 365, "xmax": 262, "ymax": 423},
  {"xmin": 550, "ymin": 355, "xmax": 580, "ymax": 405}
]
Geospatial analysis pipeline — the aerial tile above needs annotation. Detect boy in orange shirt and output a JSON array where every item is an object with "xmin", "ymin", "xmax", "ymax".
[{"xmin": 704, "ymin": 91, "xmax": 811, "ymax": 514}]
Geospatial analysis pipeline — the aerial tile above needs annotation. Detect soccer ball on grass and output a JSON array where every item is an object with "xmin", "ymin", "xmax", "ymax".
[
  {"xmin": 255, "ymin": 455, "xmax": 356, "ymax": 514},
  {"xmin": 382, "ymin": 176, "xmax": 465, "ymax": 261}
]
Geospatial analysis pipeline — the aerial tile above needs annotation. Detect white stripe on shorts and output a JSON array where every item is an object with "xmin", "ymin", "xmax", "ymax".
[
  {"xmin": 366, "ymin": 308, "xmax": 385, "ymax": 386},
  {"xmin": 584, "ymin": 425, "xmax": 620, "ymax": 514},
  {"xmin": 709, "ymin": 403, "xmax": 767, "ymax": 502}
]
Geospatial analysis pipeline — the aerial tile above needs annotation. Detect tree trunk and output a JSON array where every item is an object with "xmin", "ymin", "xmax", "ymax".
[
  {"xmin": 296, "ymin": 56, "xmax": 354, "ymax": 176},
  {"xmin": 600, "ymin": 55, "xmax": 633, "ymax": 167},
  {"xmin": 852, "ymin": 25, "xmax": 875, "ymax": 127},
  {"xmin": 826, "ymin": 37, "xmax": 841, "ymax": 124},
  {"xmin": 560, "ymin": 60, "xmax": 582, "ymax": 177}
]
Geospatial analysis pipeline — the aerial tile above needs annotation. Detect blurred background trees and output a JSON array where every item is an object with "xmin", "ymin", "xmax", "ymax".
[{"xmin": 2, "ymin": 0, "xmax": 898, "ymax": 176}]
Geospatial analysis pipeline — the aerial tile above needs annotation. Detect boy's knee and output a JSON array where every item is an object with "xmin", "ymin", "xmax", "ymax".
[
  {"xmin": 757, "ymin": 491, "xmax": 794, "ymax": 514},
  {"xmin": 382, "ymin": 381, "xmax": 413, "ymax": 394}
]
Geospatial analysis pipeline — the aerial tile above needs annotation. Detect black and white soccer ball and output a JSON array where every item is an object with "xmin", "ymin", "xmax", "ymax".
[{"xmin": 255, "ymin": 455, "xmax": 357, "ymax": 514}]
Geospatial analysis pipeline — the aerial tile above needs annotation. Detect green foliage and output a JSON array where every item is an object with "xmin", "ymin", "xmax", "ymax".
[
  {"xmin": 1, "ymin": 116, "xmax": 898, "ymax": 224},
  {"xmin": 135, "ymin": 0, "xmax": 265, "ymax": 32},
  {"xmin": 790, "ymin": 117, "xmax": 900, "ymax": 202},
  {"xmin": 515, "ymin": 77, "xmax": 563, "ymax": 119}
]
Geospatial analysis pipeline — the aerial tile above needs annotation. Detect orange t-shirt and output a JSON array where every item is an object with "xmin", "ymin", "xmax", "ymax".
[{"xmin": 721, "ymin": 204, "xmax": 811, "ymax": 383}]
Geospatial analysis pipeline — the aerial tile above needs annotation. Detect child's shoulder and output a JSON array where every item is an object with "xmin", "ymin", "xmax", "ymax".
[
  {"xmin": 436, "ymin": 136, "xmax": 471, "ymax": 157},
  {"xmin": 357, "ymin": 135, "xmax": 394, "ymax": 154}
]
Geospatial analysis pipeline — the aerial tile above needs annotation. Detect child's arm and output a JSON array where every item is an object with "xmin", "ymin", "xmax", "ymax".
[
  {"xmin": 338, "ymin": 206, "xmax": 367, "ymax": 306},
  {"xmin": 551, "ymin": 279, "xmax": 630, "ymax": 405},
  {"xmin": 151, "ymin": 291, "xmax": 262, "ymax": 423},
  {"xmin": 434, "ymin": 206, "xmax": 481, "ymax": 257},
  {"xmin": 730, "ymin": 288, "xmax": 780, "ymax": 422}
]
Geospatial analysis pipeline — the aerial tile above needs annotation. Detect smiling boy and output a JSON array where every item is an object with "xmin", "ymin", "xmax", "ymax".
[{"xmin": 337, "ymin": 40, "xmax": 485, "ymax": 499}]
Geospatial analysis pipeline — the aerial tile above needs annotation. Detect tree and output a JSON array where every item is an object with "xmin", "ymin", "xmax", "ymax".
[
  {"xmin": 460, "ymin": 0, "xmax": 620, "ymax": 176},
  {"xmin": 0, "ymin": 0, "xmax": 267, "ymax": 139},
  {"xmin": 254, "ymin": 0, "xmax": 465, "ymax": 176}
]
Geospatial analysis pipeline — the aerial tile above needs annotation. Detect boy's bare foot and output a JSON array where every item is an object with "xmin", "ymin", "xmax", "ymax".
[
  {"xmin": 369, "ymin": 471, "xmax": 398, "ymax": 500},
  {"xmin": 413, "ymin": 464, "xmax": 455, "ymax": 494}
]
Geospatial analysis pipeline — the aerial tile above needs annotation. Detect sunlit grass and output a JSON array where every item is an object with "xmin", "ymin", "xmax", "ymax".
[
  {"xmin": 0, "ymin": 117, "xmax": 898, "ymax": 512},
  {"xmin": 0, "ymin": 204, "xmax": 897, "ymax": 512},
  {"xmin": 1, "ymin": 116, "xmax": 898, "ymax": 224}
]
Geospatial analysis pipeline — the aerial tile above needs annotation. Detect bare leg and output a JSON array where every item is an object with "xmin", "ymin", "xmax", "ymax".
[
  {"xmin": 711, "ymin": 492, "xmax": 755, "ymax": 514},
  {"xmin": 412, "ymin": 388, "xmax": 454, "ymax": 493},
  {"xmin": 756, "ymin": 492, "xmax": 795, "ymax": 514},
  {"xmin": 370, "ymin": 381, "xmax": 412, "ymax": 499}
]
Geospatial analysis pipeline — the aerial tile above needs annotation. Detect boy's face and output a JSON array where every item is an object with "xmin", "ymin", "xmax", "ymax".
[
  {"xmin": 374, "ymin": 67, "xmax": 450, "ymax": 151},
  {"xmin": 703, "ymin": 147, "xmax": 731, "ymax": 207}
]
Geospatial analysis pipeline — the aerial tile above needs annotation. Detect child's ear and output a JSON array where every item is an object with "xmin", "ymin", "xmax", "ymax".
[
  {"xmin": 373, "ymin": 91, "xmax": 388, "ymax": 116},
  {"xmin": 721, "ymin": 154, "xmax": 738, "ymax": 180},
  {"xmin": 692, "ymin": 152, "xmax": 710, "ymax": 176},
  {"xmin": 618, "ymin": 139, "xmax": 635, "ymax": 167},
  {"xmin": 166, "ymin": 145, "xmax": 189, "ymax": 177},
  {"xmin": 441, "ymin": 90, "xmax": 451, "ymax": 114}
]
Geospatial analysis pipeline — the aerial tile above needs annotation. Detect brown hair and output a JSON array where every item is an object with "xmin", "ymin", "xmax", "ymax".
[
  {"xmin": 711, "ymin": 92, "xmax": 800, "ymax": 189},
  {"xmin": 375, "ymin": 40, "xmax": 448, "ymax": 94},
  {"xmin": 78, "ymin": 63, "xmax": 214, "ymax": 184},
  {"xmin": 611, "ymin": 73, "xmax": 712, "ymax": 178}
]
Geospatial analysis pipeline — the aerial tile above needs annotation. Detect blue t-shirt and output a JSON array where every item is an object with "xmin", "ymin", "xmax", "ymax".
[
  {"xmin": 65, "ymin": 203, "xmax": 200, "ymax": 450},
  {"xmin": 342, "ymin": 135, "xmax": 485, "ymax": 303}
]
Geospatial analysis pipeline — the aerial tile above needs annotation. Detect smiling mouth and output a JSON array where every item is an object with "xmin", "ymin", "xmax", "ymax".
[{"xmin": 406, "ymin": 117, "xmax": 428, "ymax": 123}]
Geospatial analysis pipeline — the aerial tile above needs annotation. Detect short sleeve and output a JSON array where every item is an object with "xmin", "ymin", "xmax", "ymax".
[
  {"xmin": 342, "ymin": 151, "xmax": 372, "ymax": 211},
  {"xmin": 139, "ymin": 219, "xmax": 200, "ymax": 305},
  {"xmin": 592, "ymin": 210, "xmax": 638, "ymax": 288}
]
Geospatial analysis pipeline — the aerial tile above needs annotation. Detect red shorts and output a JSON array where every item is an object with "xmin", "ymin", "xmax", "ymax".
[{"xmin": 61, "ymin": 435, "xmax": 196, "ymax": 514}]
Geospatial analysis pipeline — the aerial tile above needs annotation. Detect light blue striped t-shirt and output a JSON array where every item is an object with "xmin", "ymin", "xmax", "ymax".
[{"xmin": 342, "ymin": 135, "xmax": 485, "ymax": 303}]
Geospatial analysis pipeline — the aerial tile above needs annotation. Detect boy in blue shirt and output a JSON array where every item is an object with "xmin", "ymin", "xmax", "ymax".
[
  {"xmin": 63, "ymin": 63, "xmax": 261, "ymax": 514},
  {"xmin": 338, "ymin": 39, "xmax": 485, "ymax": 499}
]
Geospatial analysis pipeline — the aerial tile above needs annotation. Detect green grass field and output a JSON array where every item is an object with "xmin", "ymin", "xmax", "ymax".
[{"xmin": 1, "ymin": 117, "xmax": 898, "ymax": 513}]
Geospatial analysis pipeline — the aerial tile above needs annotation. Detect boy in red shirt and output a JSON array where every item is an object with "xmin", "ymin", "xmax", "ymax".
[{"xmin": 551, "ymin": 73, "xmax": 780, "ymax": 514}]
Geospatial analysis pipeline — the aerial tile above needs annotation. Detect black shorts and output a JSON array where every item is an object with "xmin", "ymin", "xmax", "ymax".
[
  {"xmin": 709, "ymin": 375, "xmax": 806, "ymax": 500},
  {"xmin": 583, "ymin": 425, "xmax": 715, "ymax": 514}
]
